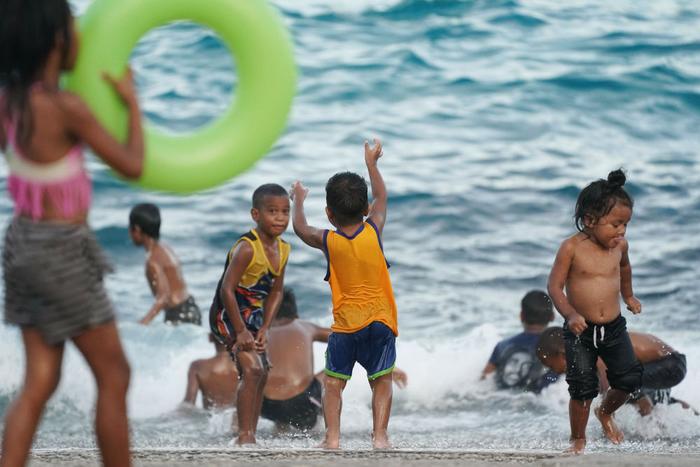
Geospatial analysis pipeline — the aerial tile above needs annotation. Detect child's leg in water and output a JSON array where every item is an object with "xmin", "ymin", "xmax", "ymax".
[
  {"xmin": 595, "ymin": 389, "xmax": 628, "ymax": 444},
  {"xmin": 369, "ymin": 373, "xmax": 393, "ymax": 449},
  {"xmin": 567, "ymin": 399, "xmax": 591, "ymax": 454},
  {"xmin": 235, "ymin": 350, "xmax": 267, "ymax": 445},
  {"xmin": 320, "ymin": 376, "xmax": 347, "ymax": 449},
  {"xmin": 0, "ymin": 329, "xmax": 64, "ymax": 467},
  {"xmin": 72, "ymin": 322, "xmax": 132, "ymax": 467}
]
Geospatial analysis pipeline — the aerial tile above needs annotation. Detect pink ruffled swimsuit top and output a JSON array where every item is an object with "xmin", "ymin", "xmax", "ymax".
[{"xmin": 3, "ymin": 119, "xmax": 91, "ymax": 220}]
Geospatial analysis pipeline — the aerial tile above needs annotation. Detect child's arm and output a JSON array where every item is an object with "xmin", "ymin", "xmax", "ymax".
[
  {"xmin": 183, "ymin": 361, "xmax": 201, "ymax": 406},
  {"xmin": 365, "ymin": 139, "xmax": 388, "ymax": 236},
  {"xmin": 255, "ymin": 266, "xmax": 286, "ymax": 351},
  {"xmin": 291, "ymin": 181, "xmax": 325, "ymax": 249},
  {"xmin": 481, "ymin": 343, "xmax": 501, "ymax": 379},
  {"xmin": 548, "ymin": 238, "xmax": 588, "ymax": 335},
  {"xmin": 220, "ymin": 242, "xmax": 256, "ymax": 351},
  {"xmin": 619, "ymin": 240, "xmax": 642, "ymax": 314},
  {"xmin": 139, "ymin": 260, "xmax": 170, "ymax": 325},
  {"xmin": 311, "ymin": 323, "xmax": 332, "ymax": 343},
  {"xmin": 393, "ymin": 368, "xmax": 408, "ymax": 389},
  {"xmin": 480, "ymin": 362, "xmax": 497, "ymax": 380},
  {"xmin": 61, "ymin": 68, "xmax": 144, "ymax": 179}
]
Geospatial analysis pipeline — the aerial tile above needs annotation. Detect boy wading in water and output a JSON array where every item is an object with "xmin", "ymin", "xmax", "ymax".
[
  {"xmin": 548, "ymin": 169, "xmax": 643, "ymax": 454},
  {"xmin": 292, "ymin": 139, "xmax": 398, "ymax": 449},
  {"xmin": 129, "ymin": 203, "xmax": 202, "ymax": 325}
]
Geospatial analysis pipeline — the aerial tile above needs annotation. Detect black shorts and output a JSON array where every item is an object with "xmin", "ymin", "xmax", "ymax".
[
  {"xmin": 260, "ymin": 378, "xmax": 322, "ymax": 430},
  {"xmin": 631, "ymin": 352, "xmax": 687, "ymax": 404},
  {"xmin": 564, "ymin": 314, "xmax": 643, "ymax": 401},
  {"xmin": 164, "ymin": 296, "xmax": 201, "ymax": 325}
]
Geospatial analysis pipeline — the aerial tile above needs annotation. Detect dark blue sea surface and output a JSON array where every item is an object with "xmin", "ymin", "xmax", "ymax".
[{"xmin": 1, "ymin": 0, "xmax": 699, "ymax": 452}]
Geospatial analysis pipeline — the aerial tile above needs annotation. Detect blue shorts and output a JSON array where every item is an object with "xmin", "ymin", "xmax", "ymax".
[{"xmin": 325, "ymin": 321, "xmax": 396, "ymax": 381}]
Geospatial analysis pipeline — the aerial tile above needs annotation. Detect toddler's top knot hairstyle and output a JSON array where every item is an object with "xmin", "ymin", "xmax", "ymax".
[{"xmin": 574, "ymin": 169, "xmax": 633, "ymax": 232}]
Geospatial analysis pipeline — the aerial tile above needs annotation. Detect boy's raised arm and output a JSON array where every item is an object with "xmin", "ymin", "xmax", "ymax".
[
  {"xmin": 291, "ymin": 181, "xmax": 325, "ymax": 250},
  {"xmin": 365, "ymin": 139, "xmax": 387, "ymax": 236}
]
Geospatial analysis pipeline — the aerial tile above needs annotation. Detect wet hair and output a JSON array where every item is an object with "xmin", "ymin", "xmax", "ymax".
[
  {"xmin": 276, "ymin": 287, "xmax": 298, "ymax": 319},
  {"xmin": 129, "ymin": 203, "xmax": 161, "ymax": 239},
  {"xmin": 325, "ymin": 172, "xmax": 368, "ymax": 226},
  {"xmin": 536, "ymin": 326, "xmax": 565, "ymax": 361},
  {"xmin": 252, "ymin": 183, "xmax": 288, "ymax": 209},
  {"xmin": 574, "ymin": 169, "xmax": 633, "ymax": 232},
  {"xmin": 0, "ymin": 0, "xmax": 73, "ymax": 150},
  {"xmin": 521, "ymin": 290, "xmax": 554, "ymax": 325}
]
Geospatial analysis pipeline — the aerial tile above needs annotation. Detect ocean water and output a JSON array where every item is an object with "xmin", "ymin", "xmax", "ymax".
[{"xmin": 1, "ymin": 0, "xmax": 700, "ymax": 454}]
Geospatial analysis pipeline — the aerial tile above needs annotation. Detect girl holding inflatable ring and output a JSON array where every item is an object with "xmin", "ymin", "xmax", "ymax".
[
  {"xmin": 67, "ymin": 0, "xmax": 297, "ymax": 193},
  {"xmin": 0, "ymin": 1, "xmax": 143, "ymax": 465}
]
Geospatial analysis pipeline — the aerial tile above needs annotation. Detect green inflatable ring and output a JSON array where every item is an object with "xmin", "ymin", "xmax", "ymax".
[{"xmin": 66, "ymin": 0, "xmax": 296, "ymax": 193}]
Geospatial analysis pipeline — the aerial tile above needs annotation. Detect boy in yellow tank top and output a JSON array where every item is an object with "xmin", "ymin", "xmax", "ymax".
[
  {"xmin": 292, "ymin": 139, "xmax": 397, "ymax": 449},
  {"xmin": 208, "ymin": 183, "xmax": 290, "ymax": 445}
]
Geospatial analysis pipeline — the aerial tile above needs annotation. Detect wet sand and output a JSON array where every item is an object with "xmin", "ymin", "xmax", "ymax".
[{"xmin": 26, "ymin": 449, "xmax": 700, "ymax": 467}]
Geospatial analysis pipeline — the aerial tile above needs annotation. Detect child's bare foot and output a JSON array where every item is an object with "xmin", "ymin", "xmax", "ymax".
[
  {"xmin": 595, "ymin": 407, "xmax": 624, "ymax": 444},
  {"xmin": 317, "ymin": 437, "xmax": 340, "ymax": 449},
  {"xmin": 372, "ymin": 431, "xmax": 392, "ymax": 449},
  {"xmin": 564, "ymin": 438, "xmax": 586, "ymax": 454},
  {"xmin": 236, "ymin": 433, "xmax": 256, "ymax": 445}
]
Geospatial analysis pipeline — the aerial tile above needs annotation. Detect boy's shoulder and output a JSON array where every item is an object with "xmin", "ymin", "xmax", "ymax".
[{"xmin": 560, "ymin": 233, "xmax": 588, "ymax": 253}]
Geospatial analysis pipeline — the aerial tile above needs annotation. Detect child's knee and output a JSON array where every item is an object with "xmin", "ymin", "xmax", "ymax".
[
  {"xmin": 323, "ymin": 375, "xmax": 347, "ymax": 393},
  {"xmin": 566, "ymin": 371, "xmax": 598, "ymax": 401},
  {"xmin": 241, "ymin": 364, "xmax": 264, "ymax": 382},
  {"xmin": 24, "ymin": 372, "xmax": 61, "ymax": 404},
  {"xmin": 98, "ymin": 357, "xmax": 130, "ymax": 392}
]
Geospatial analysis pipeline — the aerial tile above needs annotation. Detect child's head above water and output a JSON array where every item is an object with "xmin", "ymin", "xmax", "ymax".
[
  {"xmin": 325, "ymin": 172, "xmax": 368, "ymax": 227},
  {"xmin": 575, "ymin": 169, "xmax": 633, "ymax": 233},
  {"xmin": 536, "ymin": 326, "xmax": 566, "ymax": 374},
  {"xmin": 520, "ymin": 290, "xmax": 554, "ymax": 326},
  {"xmin": 276, "ymin": 287, "xmax": 299, "ymax": 320},
  {"xmin": 251, "ymin": 183, "xmax": 290, "ymax": 237},
  {"xmin": 129, "ymin": 203, "xmax": 161, "ymax": 243}
]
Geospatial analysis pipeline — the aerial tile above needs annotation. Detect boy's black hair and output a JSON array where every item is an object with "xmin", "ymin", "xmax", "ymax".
[
  {"xmin": 252, "ymin": 183, "xmax": 288, "ymax": 209},
  {"xmin": 276, "ymin": 287, "xmax": 298, "ymax": 319},
  {"xmin": 574, "ymin": 169, "xmax": 633, "ymax": 232},
  {"xmin": 129, "ymin": 203, "xmax": 161, "ymax": 240},
  {"xmin": 521, "ymin": 290, "xmax": 554, "ymax": 325},
  {"xmin": 0, "ymin": 0, "xmax": 73, "ymax": 149},
  {"xmin": 536, "ymin": 326, "xmax": 565, "ymax": 361},
  {"xmin": 325, "ymin": 172, "xmax": 368, "ymax": 226}
]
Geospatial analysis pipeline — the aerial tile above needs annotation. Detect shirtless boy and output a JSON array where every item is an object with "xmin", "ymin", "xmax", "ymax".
[
  {"xmin": 129, "ymin": 203, "xmax": 201, "ymax": 325},
  {"xmin": 548, "ymin": 170, "xmax": 643, "ymax": 454}
]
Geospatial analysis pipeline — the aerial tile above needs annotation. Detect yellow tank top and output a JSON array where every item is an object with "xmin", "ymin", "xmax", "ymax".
[
  {"xmin": 212, "ymin": 229, "xmax": 290, "ymax": 326},
  {"xmin": 323, "ymin": 219, "xmax": 398, "ymax": 336}
]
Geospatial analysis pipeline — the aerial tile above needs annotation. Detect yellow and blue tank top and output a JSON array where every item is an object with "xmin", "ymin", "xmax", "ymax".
[
  {"xmin": 323, "ymin": 219, "xmax": 398, "ymax": 336},
  {"xmin": 210, "ymin": 229, "xmax": 290, "ymax": 331}
]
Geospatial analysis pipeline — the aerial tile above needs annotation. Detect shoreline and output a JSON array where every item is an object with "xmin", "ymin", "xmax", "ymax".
[{"xmin": 26, "ymin": 448, "xmax": 700, "ymax": 466}]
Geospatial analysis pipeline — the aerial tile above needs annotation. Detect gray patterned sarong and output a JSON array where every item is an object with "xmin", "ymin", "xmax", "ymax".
[{"xmin": 3, "ymin": 217, "xmax": 115, "ymax": 345}]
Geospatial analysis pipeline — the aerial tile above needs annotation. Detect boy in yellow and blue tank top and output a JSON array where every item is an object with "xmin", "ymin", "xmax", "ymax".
[
  {"xmin": 209, "ymin": 183, "xmax": 290, "ymax": 445},
  {"xmin": 292, "ymin": 139, "xmax": 396, "ymax": 449}
]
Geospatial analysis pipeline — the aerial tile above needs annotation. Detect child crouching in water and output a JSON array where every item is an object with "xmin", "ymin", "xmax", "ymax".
[
  {"xmin": 292, "ymin": 139, "xmax": 398, "ymax": 449},
  {"xmin": 547, "ymin": 169, "xmax": 643, "ymax": 454}
]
